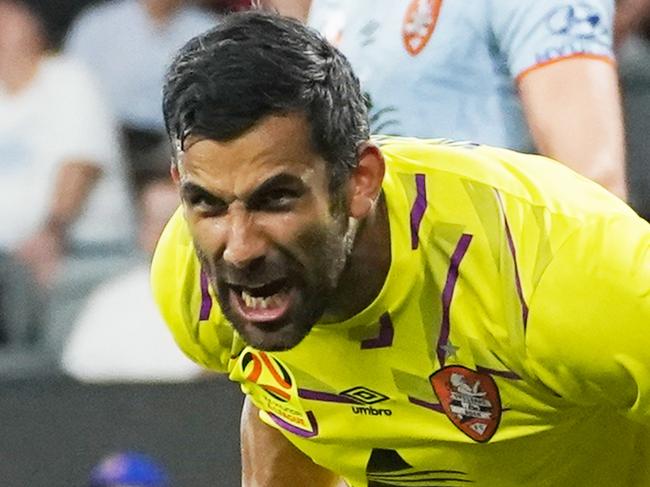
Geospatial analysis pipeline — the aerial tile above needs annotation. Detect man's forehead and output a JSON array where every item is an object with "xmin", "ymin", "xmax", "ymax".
[
  {"xmin": 179, "ymin": 138, "xmax": 319, "ymax": 178},
  {"xmin": 178, "ymin": 150, "xmax": 322, "ymax": 205},
  {"xmin": 180, "ymin": 112, "xmax": 315, "ymax": 157},
  {"xmin": 175, "ymin": 113, "xmax": 328, "ymax": 196}
]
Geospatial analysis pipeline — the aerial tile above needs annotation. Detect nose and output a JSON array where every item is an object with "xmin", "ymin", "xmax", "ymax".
[{"xmin": 222, "ymin": 208, "xmax": 267, "ymax": 269}]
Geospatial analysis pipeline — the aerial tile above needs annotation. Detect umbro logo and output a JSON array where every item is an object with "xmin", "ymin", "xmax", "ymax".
[
  {"xmin": 340, "ymin": 386, "xmax": 393, "ymax": 417},
  {"xmin": 340, "ymin": 386, "xmax": 389, "ymax": 404}
]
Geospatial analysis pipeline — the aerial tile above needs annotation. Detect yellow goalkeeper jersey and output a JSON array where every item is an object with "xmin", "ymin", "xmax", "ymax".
[{"xmin": 152, "ymin": 137, "xmax": 650, "ymax": 486}]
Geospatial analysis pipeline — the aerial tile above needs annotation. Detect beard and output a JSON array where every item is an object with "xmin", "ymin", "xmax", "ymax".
[{"xmin": 195, "ymin": 216, "xmax": 358, "ymax": 352}]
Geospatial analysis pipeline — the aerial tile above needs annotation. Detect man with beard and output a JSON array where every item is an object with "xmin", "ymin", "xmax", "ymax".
[{"xmin": 153, "ymin": 11, "xmax": 650, "ymax": 487}]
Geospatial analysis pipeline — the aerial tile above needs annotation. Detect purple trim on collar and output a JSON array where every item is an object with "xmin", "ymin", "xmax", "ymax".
[{"xmin": 361, "ymin": 313, "xmax": 395, "ymax": 349}]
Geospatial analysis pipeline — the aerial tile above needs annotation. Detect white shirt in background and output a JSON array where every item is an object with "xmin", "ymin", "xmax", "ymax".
[
  {"xmin": 61, "ymin": 264, "xmax": 204, "ymax": 383},
  {"xmin": 0, "ymin": 56, "xmax": 135, "ymax": 250}
]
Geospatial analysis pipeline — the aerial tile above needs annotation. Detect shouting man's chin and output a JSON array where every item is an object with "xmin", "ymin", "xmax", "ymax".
[
  {"xmin": 217, "ymin": 282, "xmax": 326, "ymax": 352},
  {"xmin": 232, "ymin": 318, "xmax": 314, "ymax": 352}
]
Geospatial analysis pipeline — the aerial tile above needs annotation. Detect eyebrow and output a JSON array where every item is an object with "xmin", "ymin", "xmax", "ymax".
[
  {"xmin": 179, "ymin": 181, "xmax": 222, "ymax": 205},
  {"xmin": 179, "ymin": 172, "xmax": 307, "ymax": 206},
  {"xmin": 248, "ymin": 173, "xmax": 306, "ymax": 201}
]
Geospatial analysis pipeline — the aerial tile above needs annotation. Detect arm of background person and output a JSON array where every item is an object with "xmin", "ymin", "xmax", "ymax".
[
  {"xmin": 241, "ymin": 397, "xmax": 344, "ymax": 487},
  {"xmin": 489, "ymin": 0, "xmax": 627, "ymax": 200},
  {"xmin": 15, "ymin": 160, "xmax": 101, "ymax": 286},
  {"xmin": 518, "ymin": 57, "xmax": 628, "ymax": 200},
  {"xmin": 42, "ymin": 160, "xmax": 102, "ymax": 233}
]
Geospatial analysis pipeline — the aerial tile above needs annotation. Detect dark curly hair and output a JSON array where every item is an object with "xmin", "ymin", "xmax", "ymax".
[{"xmin": 162, "ymin": 10, "xmax": 369, "ymax": 191}]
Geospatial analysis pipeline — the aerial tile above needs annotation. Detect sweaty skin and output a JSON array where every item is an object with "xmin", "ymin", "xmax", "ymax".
[{"xmin": 172, "ymin": 113, "xmax": 388, "ymax": 351}]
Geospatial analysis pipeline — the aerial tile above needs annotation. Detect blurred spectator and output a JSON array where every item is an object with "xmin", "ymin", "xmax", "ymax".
[
  {"xmin": 0, "ymin": 250, "xmax": 40, "ymax": 347},
  {"xmin": 617, "ymin": 0, "xmax": 650, "ymax": 220},
  {"xmin": 88, "ymin": 451, "xmax": 170, "ymax": 487},
  {"xmin": 304, "ymin": 0, "xmax": 628, "ymax": 199},
  {"xmin": 61, "ymin": 150, "xmax": 203, "ymax": 382},
  {"xmin": 615, "ymin": 0, "xmax": 650, "ymax": 45},
  {"xmin": 0, "ymin": 0, "xmax": 135, "ymax": 289},
  {"xmin": 262, "ymin": 0, "xmax": 310, "ymax": 19},
  {"xmin": 199, "ymin": 0, "xmax": 252, "ymax": 13},
  {"xmin": 64, "ymin": 0, "xmax": 218, "ymax": 156}
]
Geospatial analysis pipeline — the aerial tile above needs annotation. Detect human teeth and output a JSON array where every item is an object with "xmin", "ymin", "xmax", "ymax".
[{"xmin": 241, "ymin": 290, "xmax": 283, "ymax": 310}]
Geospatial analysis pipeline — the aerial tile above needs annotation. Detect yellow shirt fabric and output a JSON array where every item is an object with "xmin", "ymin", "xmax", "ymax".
[{"xmin": 152, "ymin": 137, "xmax": 650, "ymax": 486}]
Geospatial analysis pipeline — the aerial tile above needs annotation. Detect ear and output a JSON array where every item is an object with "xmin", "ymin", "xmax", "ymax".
[
  {"xmin": 347, "ymin": 142, "xmax": 385, "ymax": 219},
  {"xmin": 170, "ymin": 162, "xmax": 181, "ymax": 186}
]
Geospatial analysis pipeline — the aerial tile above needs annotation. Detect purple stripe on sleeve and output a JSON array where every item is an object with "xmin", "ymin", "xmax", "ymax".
[
  {"xmin": 361, "ymin": 313, "xmax": 394, "ymax": 349},
  {"xmin": 408, "ymin": 396, "xmax": 445, "ymax": 413},
  {"xmin": 410, "ymin": 174, "xmax": 428, "ymax": 249},
  {"xmin": 494, "ymin": 191, "xmax": 529, "ymax": 329},
  {"xmin": 199, "ymin": 270, "xmax": 213, "ymax": 321},
  {"xmin": 476, "ymin": 365, "xmax": 522, "ymax": 380},
  {"xmin": 267, "ymin": 410, "xmax": 319, "ymax": 438},
  {"xmin": 298, "ymin": 389, "xmax": 357, "ymax": 404},
  {"xmin": 436, "ymin": 234, "xmax": 473, "ymax": 367}
]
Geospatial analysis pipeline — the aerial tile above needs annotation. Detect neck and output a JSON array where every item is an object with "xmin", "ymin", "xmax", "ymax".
[
  {"xmin": 324, "ymin": 192, "xmax": 391, "ymax": 322},
  {"xmin": 0, "ymin": 53, "xmax": 41, "ymax": 94}
]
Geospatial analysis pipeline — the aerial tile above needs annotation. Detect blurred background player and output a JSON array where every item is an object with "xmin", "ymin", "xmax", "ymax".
[
  {"xmin": 287, "ymin": 0, "xmax": 628, "ymax": 200},
  {"xmin": 262, "ymin": 0, "xmax": 310, "ymax": 20},
  {"xmin": 88, "ymin": 451, "xmax": 170, "ymax": 487},
  {"xmin": 617, "ymin": 0, "xmax": 650, "ymax": 220},
  {"xmin": 615, "ymin": 0, "xmax": 650, "ymax": 45}
]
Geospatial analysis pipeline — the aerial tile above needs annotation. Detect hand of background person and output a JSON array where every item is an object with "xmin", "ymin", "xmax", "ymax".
[
  {"xmin": 15, "ymin": 225, "xmax": 65, "ymax": 288},
  {"xmin": 14, "ymin": 160, "xmax": 102, "ymax": 288}
]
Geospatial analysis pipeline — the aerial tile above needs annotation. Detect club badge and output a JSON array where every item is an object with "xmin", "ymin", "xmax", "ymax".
[
  {"xmin": 430, "ymin": 365, "xmax": 502, "ymax": 442},
  {"xmin": 402, "ymin": 0, "xmax": 443, "ymax": 56}
]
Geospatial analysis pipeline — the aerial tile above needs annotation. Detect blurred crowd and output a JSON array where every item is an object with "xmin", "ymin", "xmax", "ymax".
[
  {"xmin": 0, "ymin": 0, "xmax": 649, "ymax": 386},
  {"xmin": 0, "ymin": 0, "xmax": 225, "ymax": 380}
]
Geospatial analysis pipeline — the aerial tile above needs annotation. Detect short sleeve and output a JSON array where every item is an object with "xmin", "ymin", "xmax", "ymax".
[
  {"xmin": 488, "ymin": 0, "xmax": 615, "ymax": 79},
  {"xmin": 526, "ymin": 214, "xmax": 650, "ymax": 425}
]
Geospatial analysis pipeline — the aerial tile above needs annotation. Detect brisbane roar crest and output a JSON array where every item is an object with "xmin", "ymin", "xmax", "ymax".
[
  {"xmin": 430, "ymin": 365, "xmax": 502, "ymax": 442},
  {"xmin": 402, "ymin": 0, "xmax": 443, "ymax": 56}
]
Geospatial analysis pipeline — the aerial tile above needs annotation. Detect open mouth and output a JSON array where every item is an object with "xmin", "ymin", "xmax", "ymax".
[{"xmin": 229, "ymin": 279, "xmax": 295, "ymax": 324}]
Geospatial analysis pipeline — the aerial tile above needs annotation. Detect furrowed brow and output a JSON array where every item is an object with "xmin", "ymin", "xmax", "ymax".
[
  {"xmin": 179, "ymin": 181, "xmax": 225, "ymax": 205},
  {"xmin": 246, "ymin": 173, "xmax": 306, "ymax": 201}
]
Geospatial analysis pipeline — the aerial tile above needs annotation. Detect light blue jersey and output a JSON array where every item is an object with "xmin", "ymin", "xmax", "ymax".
[{"xmin": 308, "ymin": 0, "xmax": 615, "ymax": 152}]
